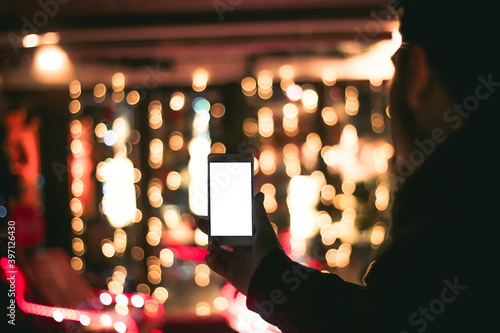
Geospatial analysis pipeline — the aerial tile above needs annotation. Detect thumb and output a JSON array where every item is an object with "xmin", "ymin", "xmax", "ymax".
[
  {"xmin": 253, "ymin": 192, "xmax": 270, "ymax": 230},
  {"xmin": 252, "ymin": 192, "xmax": 282, "ymax": 263},
  {"xmin": 253, "ymin": 192, "xmax": 279, "ymax": 241}
]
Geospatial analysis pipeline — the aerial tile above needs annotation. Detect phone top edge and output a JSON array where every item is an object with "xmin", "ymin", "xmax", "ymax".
[{"xmin": 208, "ymin": 153, "xmax": 254, "ymax": 162}]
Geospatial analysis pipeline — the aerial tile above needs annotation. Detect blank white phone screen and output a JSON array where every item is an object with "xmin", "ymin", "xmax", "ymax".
[{"xmin": 209, "ymin": 162, "xmax": 252, "ymax": 236}]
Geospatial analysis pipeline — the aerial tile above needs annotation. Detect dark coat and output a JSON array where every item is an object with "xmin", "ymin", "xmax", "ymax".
[{"xmin": 246, "ymin": 111, "xmax": 498, "ymax": 332}]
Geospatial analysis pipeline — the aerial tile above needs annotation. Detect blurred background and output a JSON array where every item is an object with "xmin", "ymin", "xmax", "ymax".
[{"xmin": 0, "ymin": 0, "xmax": 400, "ymax": 332}]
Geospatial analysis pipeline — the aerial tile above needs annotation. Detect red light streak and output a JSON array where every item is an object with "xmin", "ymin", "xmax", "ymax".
[
  {"xmin": 1, "ymin": 257, "xmax": 163, "ymax": 332},
  {"xmin": 169, "ymin": 245, "xmax": 208, "ymax": 262}
]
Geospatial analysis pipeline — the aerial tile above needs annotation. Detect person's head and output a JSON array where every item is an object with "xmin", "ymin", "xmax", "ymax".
[{"xmin": 388, "ymin": 0, "xmax": 499, "ymax": 169}]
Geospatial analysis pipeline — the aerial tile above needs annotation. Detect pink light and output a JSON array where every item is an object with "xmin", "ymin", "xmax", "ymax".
[
  {"xmin": 220, "ymin": 282, "xmax": 281, "ymax": 333},
  {"xmin": 1, "ymin": 257, "xmax": 143, "ymax": 333},
  {"xmin": 169, "ymin": 245, "xmax": 208, "ymax": 262}
]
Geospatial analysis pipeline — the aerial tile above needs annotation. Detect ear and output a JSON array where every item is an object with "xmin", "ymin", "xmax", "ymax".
[{"xmin": 408, "ymin": 44, "xmax": 430, "ymax": 108}]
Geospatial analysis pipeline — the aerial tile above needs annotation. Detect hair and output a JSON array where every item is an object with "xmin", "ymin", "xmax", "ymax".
[{"xmin": 392, "ymin": 0, "xmax": 499, "ymax": 103}]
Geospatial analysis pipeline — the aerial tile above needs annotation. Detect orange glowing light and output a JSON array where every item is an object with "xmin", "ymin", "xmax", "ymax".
[
  {"xmin": 71, "ymin": 179, "xmax": 84, "ymax": 197},
  {"xmin": 69, "ymin": 120, "xmax": 82, "ymax": 139},
  {"xmin": 94, "ymin": 83, "xmax": 106, "ymax": 98},
  {"xmin": 195, "ymin": 303, "xmax": 211, "ymax": 316},
  {"xmin": 166, "ymin": 171, "xmax": 182, "ymax": 191},
  {"xmin": 259, "ymin": 149, "xmax": 276, "ymax": 175},
  {"xmin": 69, "ymin": 80, "xmax": 81, "ymax": 98},
  {"xmin": 69, "ymin": 100, "xmax": 81, "ymax": 114},
  {"xmin": 192, "ymin": 68, "xmax": 209, "ymax": 92},
  {"xmin": 194, "ymin": 273, "xmax": 210, "ymax": 287},
  {"xmin": 211, "ymin": 103, "xmax": 226, "ymax": 118},
  {"xmin": 341, "ymin": 180, "xmax": 356, "ymax": 195},
  {"xmin": 322, "ymin": 107, "xmax": 338, "ymax": 126},
  {"xmin": 210, "ymin": 142, "xmax": 226, "ymax": 154},
  {"xmin": 170, "ymin": 92, "xmax": 185, "ymax": 111},
  {"xmin": 169, "ymin": 132, "xmax": 184, "ymax": 151},
  {"xmin": 70, "ymin": 198, "xmax": 83, "ymax": 216},
  {"xmin": 126, "ymin": 90, "xmax": 140, "ymax": 105},
  {"xmin": 283, "ymin": 103, "xmax": 298, "ymax": 118},
  {"xmin": 112, "ymin": 72, "xmax": 125, "ymax": 91},
  {"xmin": 322, "ymin": 67, "xmax": 337, "ymax": 86},
  {"xmin": 321, "ymin": 184, "xmax": 336, "ymax": 201},
  {"xmin": 243, "ymin": 118, "xmax": 258, "ymax": 137},
  {"xmin": 70, "ymin": 257, "xmax": 83, "ymax": 271},
  {"xmin": 153, "ymin": 287, "xmax": 169, "ymax": 303},
  {"xmin": 279, "ymin": 64, "xmax": 295, "ymax": 79},
  {"xmin": 241, "ymin": 77, "xmax": 257, "ymax": 96}
]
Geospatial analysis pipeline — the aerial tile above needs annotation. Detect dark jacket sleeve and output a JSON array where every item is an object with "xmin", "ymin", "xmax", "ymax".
[
  {"xmin": 246, "ymin": 249, "xmax": 364, "ymax": 333},
  {"xmin": 245, "ymin": 227, "xmax": 485, "ymax": 333}
]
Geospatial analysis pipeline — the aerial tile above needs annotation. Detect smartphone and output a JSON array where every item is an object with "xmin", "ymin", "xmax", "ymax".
[{"xmin": 208, "ymin": 153, "xmax": 254, "ymax": 246}]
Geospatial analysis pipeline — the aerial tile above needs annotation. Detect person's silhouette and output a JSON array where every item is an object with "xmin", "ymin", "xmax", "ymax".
[{"xmin": 198, "ymin": 1, "xmax": 499, "ymax": 331}]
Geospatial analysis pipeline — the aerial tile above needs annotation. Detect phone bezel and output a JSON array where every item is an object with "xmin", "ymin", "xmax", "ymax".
[{"xmin": 207, "ymin": 153, "xmax": 254, "ymax": 246}]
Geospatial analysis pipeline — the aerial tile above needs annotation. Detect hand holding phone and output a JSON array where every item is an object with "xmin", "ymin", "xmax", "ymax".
[
  {"xmin": 203, "ymin": 153, "xmax": 282, "ymax": 294},
  {"xmin": 198, "ymin": 192, "xmax": 282, "ymax": 295}
]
